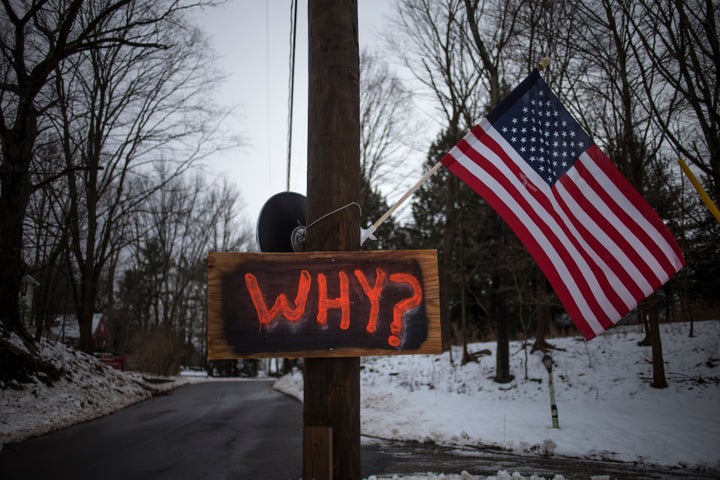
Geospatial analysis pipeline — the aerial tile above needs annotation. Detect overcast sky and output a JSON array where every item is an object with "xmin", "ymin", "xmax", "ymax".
[{"xmin": 194, "ymin": 0, "xmax": 408, "ymax": 228}]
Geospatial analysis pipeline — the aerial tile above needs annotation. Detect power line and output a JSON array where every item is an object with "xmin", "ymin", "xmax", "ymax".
[{"xmin": 286, "ymin": 0, "xmax": 298, "ymax": 191}]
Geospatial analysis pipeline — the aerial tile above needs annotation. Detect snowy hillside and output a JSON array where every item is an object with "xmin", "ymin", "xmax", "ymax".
[{"xmin": 0, "ymin": 333, "xmax": 184, "ymax": 445}]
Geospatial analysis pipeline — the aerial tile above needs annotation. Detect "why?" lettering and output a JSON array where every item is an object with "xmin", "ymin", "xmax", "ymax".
[{"xmin": 243, "ymin": 268, "xmax": 422, "ymax": 347}]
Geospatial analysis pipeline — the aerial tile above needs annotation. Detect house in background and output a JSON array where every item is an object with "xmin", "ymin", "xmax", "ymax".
[
  {"xmin": 19, "ymin": 274, "xmax": 40, "ymax": 328},
  {"xmin": 49, "ymin": 313, "xmax": 129, "ymax": 370},
  {"xmin": 50, "ymin": 313, "xmax": 110, "ymax": 352}
]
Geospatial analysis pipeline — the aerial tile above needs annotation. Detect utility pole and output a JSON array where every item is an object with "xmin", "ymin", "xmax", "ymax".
[{"xmin": 304, "ymin": 0, "xmax": 361, "ymax": 478}]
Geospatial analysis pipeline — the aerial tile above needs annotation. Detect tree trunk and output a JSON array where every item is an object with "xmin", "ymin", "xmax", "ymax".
[
  {"xmin": 637, "ymin": 303, "xmax": 651, "ymax": 346},
  {"xmin": 531, "ymin": 271, "xmax": 556, "ymax": 353},
  {"xmin": 531, "ymin": 305, "xmax": 554, "ymax": 353},
  {"xmin": 0, "ymin": 106, "xmax": 38, "ymax": 344},
  {"xmin": 680, "ymin": 263, "xmax": 694, "ymax": 337},
  {"xmin": 649, "ymin": 307, "xmax": 668, "ymax": 389},
  {"xmin": 0, "ymin": 203, "xmax": 28, "ymax": 341},
  {"xmin": 77, "ymin": 277, "xmax": 98, "ymax": 354},
  {"xmin": 458, "ymin": 218, "xmax": 473, "ymax": 364},
  {"xmin": 493, "ymin": 218, "xmax": 512, "ymax": 383},
  {"xmin": 493, "ymin": 271, "xmax": 512, "ymax": 383},
  {"xmin": 442, "ymin": 174, "xmax": 458, "ymax": 360}
]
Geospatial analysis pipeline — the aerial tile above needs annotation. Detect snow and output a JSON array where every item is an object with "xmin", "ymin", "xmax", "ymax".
[
  {"xmin": 0, "ymin": 332, "xmax": 186, "ymax": 446},
  {"xmin": 277, "ymin": 320, "xmax": 720, "ymax": 478},
  {"xmin": 2, "ymin": 320, "xmax": 719, "ymax": 480},
  {"xmin": 366, "ymin": 473, "xmax": 569, "ymax": 480}
]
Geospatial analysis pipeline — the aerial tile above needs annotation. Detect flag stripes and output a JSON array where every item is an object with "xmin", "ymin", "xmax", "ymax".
[{"xmin": 442, "ymin": 118, "xmax": 684, "ymax": 339}]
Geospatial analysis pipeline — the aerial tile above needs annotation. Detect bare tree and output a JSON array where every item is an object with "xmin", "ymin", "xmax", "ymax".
[
  {"xmin": 46, "ymin": 3, "xmax": 234, "ymax": 353},
  {"xmin": 461, "ymin": 0, "xmax": 531, "ymax": 382},
  {"xmin": 23, "ymin": 143, "xmax": 72, "ymax": 341},
  {"xmin": 624, "ymin": 0, "xmax": 720, "ymax": 205},
  {"xmin": 389, "ymin": 0, "xmax": 485, "ymax": 362},
  {"xmin": 0, "ymin": 0, "xmax": 217, "ymax": 353},
  {"xmin": 358, "ymin": 48, "xmax": 419, "ymax": 247},
  {"xmin": 120, "ymin": 171, "xmax": 252, "ymax": 369},
  {"xmin": 360, "ymin": 49, "xmax": 415, "ymax": 190},
  {"xmin": 390, "ymin": 0, "xmax": 483, "ymax": 132}
]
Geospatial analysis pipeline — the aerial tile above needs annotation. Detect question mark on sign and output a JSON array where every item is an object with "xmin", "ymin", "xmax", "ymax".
[{"xmin": 387, "ymin": 273, "xmax": 423, "ymax": 348}]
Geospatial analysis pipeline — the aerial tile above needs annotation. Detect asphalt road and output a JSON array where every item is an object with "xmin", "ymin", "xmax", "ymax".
[
  {"xmin": 0, "ymin": 380, "xmax": 717, "ymax": 480},
  {"xmin": 0, "ymin": 380, "xmax": 305, "ymax": 479}
]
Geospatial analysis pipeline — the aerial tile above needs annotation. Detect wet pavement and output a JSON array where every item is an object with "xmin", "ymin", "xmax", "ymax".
[{"xmin": 362, "ymin": 437, "xmax": 719, "ymax": 479}]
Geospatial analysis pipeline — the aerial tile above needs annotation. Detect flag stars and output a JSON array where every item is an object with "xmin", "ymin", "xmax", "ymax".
[{"xmin": 494, "ymin": 84, "xmax": 594, "ymax": 186}]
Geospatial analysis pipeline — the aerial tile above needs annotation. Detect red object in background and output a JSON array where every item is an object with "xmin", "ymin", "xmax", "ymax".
[{"xmin": 96, "ymin": 353, "xmax": 128, "ymax": 371}]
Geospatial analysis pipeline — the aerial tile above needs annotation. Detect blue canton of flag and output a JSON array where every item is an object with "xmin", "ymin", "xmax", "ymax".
[{"xmin": 489, "ymin": 81, "xmax": 592, "ymax": 186}]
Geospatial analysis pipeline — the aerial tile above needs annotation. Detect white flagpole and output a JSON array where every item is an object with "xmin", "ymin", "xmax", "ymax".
[{"xmin": 361, "ymin": 161, "xmax": 444, "ymax": 244}]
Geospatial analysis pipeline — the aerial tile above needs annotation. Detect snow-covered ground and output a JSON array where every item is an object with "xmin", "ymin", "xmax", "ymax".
[
  {"xmin": 1, "ymin": 320, "xmax": 719, "ymax": 480},
  {"xmin": 278, "ymin": 320, "xmax": 720, "ymax": 478}
]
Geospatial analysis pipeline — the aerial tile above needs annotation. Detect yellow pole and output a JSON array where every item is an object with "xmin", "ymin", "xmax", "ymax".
[{"xmin": 677, "ymin": 158, "xmax": 720, "ymax": 224}]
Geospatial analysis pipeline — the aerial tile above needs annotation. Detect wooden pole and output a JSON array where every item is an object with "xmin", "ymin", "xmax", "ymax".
[{"xmin": 304, "ymin": 0, "xmax": 361, "ymax": 479}]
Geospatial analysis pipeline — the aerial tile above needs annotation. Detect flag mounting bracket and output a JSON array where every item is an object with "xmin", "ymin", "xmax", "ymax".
[{"xmin": 292, "ymin": 202, "xmax": 363, "ymax": 251}]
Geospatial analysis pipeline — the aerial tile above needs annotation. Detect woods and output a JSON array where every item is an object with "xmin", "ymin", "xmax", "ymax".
[
  {"xmin": 0, "ymin": 1, "xmax": 250, "ymax": 375},
  {"xmin": 376, "ymin": 0, "xmax": 719, "ymax": 387},
  {"xmin": 1, "ymin": 0, "xmax": 718, "ymax": 386}
]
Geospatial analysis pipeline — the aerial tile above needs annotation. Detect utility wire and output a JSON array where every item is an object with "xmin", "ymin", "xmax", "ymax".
[
  {"xmin": 286, "ymin": 0, "xmax": 298, "ymax": 191},
  {"xmin": 266, "ymin": 0, "xmax": 272, "ymax": 185}
]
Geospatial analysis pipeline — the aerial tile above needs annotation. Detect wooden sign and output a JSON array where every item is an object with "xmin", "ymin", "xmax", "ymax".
[{"xmin": 208, "ymin": 249, "xmax": 441, "ymax": 359}]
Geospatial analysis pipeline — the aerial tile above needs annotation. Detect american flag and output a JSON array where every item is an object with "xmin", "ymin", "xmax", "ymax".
[{"xmin": 441, "ymin": 70, "xmax": 685, "ymax": 340}]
